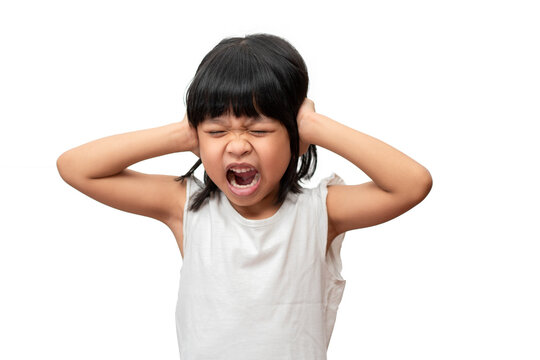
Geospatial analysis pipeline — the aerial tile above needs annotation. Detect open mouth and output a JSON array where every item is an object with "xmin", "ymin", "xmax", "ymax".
[{"xmin": 227, "ymin": 168, "xmax": 260, "ymax": 189}]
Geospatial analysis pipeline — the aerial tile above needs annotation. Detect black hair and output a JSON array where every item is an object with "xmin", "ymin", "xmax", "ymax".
[{"xmin": 175, "ymin": 33, "xmax": 317, "ymax": 211}]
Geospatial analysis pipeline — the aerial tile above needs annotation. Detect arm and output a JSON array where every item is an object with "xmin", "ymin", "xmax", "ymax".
[
  {"xmin": 56, "ymin": 115, "xmax": 199, "ymax": 226},
  {"xmin": 298, "ymin": 99, "xmax": 432, "ymax": 237}
]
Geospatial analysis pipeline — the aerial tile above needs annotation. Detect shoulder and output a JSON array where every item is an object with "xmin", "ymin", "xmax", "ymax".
[
  {"xmin": 162, "ymin": 175, "xmax": 191, "ymax": 227},
  {"xmin": 164, "ymin": 175, "xmax": 201, "ymax": 257},
  {"xmin": 311, "ymin": 173, "xmax": 346, "ymax": 202},
  {"xmin": 172, "ymin": 175, "xmax": 209, "ymax": 223},
  {"xmin": 316, "ymin": 173, "xmax": 346, "ymax": 241},
  {"xmin": 279, "ymin": 174, "xmax": 346, "ymax": 253},
  {"xmin": 293, "ymin": 173, "xmax": 345, "ymax": 213},
  {"xmin": 294, "ymin": 174, "xmax": 345, "ymax": 242},
  {"xmin": 165, "ymin": 174, "xmax": 208, "ymax": 230}
]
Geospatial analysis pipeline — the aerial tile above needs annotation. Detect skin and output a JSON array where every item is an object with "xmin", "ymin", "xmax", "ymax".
[
  {"xmin": 189, "ymin": 99, "xmax": 433, "ymax": 251},
  {"xmin": 296, "ymin": 99, "xmax": 432, "ymax": 248},
  {"xmin": 57, "ymin": 97, "xmax": 432, "ymax": 258},
  {"xmin": 196, "ymin": 112, "xmax": 292, "ymax": 220}
]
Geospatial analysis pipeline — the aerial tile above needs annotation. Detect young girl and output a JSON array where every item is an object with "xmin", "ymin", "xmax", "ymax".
[{"xmin": 57, "ymin": 33, "xmax": 432, "ymax": 359}]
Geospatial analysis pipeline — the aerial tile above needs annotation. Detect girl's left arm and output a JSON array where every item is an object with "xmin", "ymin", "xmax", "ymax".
[{"xmin": 298, "ymin": 99, "xmax": 432, "ymax": 237}]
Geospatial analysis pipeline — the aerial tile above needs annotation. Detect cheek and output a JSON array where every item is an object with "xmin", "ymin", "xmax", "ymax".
[
  {"xmin": 262, "ymin": 139, "xmax": 291, "ymax": 170},
  {"xmin": 198, "ymin": 138, "xmax": 220, "ymax": 159},
  {"xmin": 197, "ymin": 141, "xmax": 223, "ymax": 179}
]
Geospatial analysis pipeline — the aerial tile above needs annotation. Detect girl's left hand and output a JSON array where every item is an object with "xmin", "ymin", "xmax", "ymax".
[{"xmin": 297, "ymin": 98, "xmax": 316, "ymax": 156}]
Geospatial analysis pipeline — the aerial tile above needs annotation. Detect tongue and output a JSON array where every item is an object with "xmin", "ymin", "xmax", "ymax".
[{"xmin": 234, "ymin": 169, "xmax": 257, "ymax": 185}]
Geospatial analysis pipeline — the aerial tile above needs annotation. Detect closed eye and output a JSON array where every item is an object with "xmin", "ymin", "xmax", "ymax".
[{"xmin": 206, "ymin": 130, "xmax": 270, "ymax": 136}]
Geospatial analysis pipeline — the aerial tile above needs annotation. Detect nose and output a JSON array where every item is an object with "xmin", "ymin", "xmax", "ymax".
[{"xmin": 226, "ymin": 133, "xmax": 252, "ymax": 157}]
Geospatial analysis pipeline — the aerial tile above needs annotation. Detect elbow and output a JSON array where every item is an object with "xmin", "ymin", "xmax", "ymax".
[
  {"xmin": 56, "ymin": 151, "xmax": 75, "ymax": 184},
  {"xmin": 390, "ymin": 167, "xmax": 433, "ymax": 205},
  {"xmin": 56, "ymin": 153, "xmax": 68, "ymax": 182},
  {"xmin": 411, "ymin": 168, "xmax": 433, "ymax": 202},
  {"xmin": 56, "ymin": 152, "xmax": 66, "ymax": 169}
]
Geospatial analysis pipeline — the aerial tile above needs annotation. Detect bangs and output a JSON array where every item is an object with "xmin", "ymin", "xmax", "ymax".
[
  {"xmin": 186, "ymin": 44, "xmax": 292, "ymax": 126},
  {"xmin": 177, "ymin": 33, "xmax": 316, "ymax": 212}
]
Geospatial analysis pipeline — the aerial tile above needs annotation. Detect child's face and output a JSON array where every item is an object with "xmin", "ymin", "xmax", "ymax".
[{"xmin": 197, "ymin": 112, "xmax": 291, "ymax": 219}]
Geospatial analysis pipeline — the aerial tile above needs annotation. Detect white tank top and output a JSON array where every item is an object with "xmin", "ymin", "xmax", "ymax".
[{"xmin": 175, "ymin": 173, "xmax": 346, "ymax": 360}]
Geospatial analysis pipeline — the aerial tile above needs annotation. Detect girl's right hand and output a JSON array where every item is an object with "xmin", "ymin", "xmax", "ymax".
[
  {"xmin": 297, "ymin": 98, "xmax": 316, "ymax": 156},
  {"xmin": 180, "ymin": 113, "xmax": 200, "ymax": 157}
]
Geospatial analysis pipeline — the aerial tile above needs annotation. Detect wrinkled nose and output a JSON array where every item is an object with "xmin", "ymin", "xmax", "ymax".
[{"xmin": 226, "ymin": 136, "xmax": 252, "ymax": 157}]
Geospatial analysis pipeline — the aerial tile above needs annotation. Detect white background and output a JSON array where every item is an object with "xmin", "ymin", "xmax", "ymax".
[{"xmin": 1, "ymin": 0, "xmax": 539, "ymax": 359}]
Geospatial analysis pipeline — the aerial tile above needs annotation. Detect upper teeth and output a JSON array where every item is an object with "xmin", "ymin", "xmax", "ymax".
[{"xmin": 230, "ymin": 167, "xmax": 255, "ymax": 173}]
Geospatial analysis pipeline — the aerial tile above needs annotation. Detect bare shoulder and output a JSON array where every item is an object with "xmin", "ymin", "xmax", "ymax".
[{"xmin": 160, "ymin": 173, "xmax": 188, "ymax": 227}]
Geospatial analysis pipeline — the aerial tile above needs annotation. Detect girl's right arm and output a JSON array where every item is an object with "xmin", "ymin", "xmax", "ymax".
[{"xmin": 56, "ymin": 115, "xmax": 199, "ymax": 228}]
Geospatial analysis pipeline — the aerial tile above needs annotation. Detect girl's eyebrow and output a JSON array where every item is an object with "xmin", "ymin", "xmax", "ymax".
[
  {"xmin": 205, "ymin": 115, "xmax": 268, "ymax": 124},
  {"xmin": 205, "ymin": 118, "xmax": 225, "ymax": 124}
]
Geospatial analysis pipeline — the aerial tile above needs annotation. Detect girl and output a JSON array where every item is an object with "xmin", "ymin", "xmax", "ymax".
[{"xmin": 57, "ymin": 33, "xmax": 432, "ymax": 359}]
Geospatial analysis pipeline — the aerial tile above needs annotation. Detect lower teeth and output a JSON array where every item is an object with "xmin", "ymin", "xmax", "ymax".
[{"xmin": 230, "ymin": 172, "xmax": 260, "ymax": 189}]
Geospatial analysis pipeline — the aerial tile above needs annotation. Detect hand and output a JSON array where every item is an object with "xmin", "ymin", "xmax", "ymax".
[
  {"xmin": 297, "ymin": 98, "xmax": 316, "ymax": 156},
  {"xmin": 180, "ymin": 113, "xmax": 200, "ymax": 157}
]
